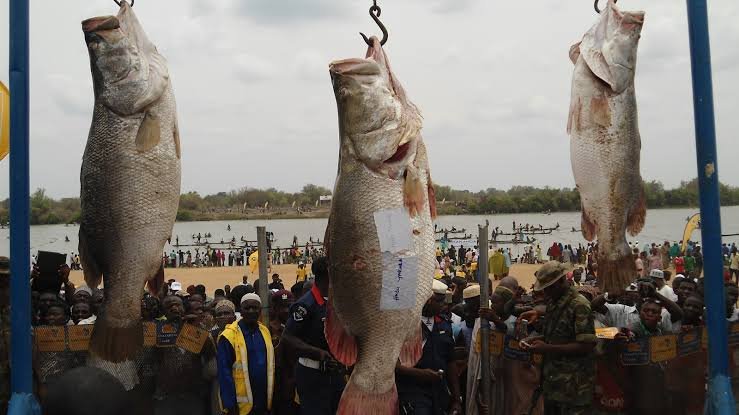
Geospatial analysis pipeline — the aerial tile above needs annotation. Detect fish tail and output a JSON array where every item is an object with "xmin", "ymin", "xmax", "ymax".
[
  {"xmin": 399, "ymin": 325, "xmax": 422, "ymax": 367},
  {"xmin": 338, "ymin": 378, "xmax": 398, "ymax": 415},
  {"xmin": 627, "ymin": 187, "xmax": 646, "ymax": 236},
  {"xmin": 325, "ymin": 300, "xmax": 357, "ymax": 366},
  {"xmin": 597, "ymin": 251, "xmax": 636, "ymax": 296},
  {"xmin": 89, "ymin": 318, "xmax": 143, "ymax": 363}
]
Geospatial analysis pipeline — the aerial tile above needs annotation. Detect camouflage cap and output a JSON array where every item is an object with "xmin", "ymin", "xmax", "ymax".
[
  {"xmin": 0, "ymin": 256, "xmax": 8, "ymax": 276},
  {"xmin": 533, "ymin": 261, "xmax": 571, "ymax": 291}
]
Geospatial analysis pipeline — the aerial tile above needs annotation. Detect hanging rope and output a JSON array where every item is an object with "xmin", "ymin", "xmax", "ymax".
[{"xmin": 360, "ymin": 0, "xmax": 388, "ymax": 46}]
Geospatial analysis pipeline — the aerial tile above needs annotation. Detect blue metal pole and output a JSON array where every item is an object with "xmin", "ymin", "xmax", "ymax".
[
  {"xmin": 8, "ymin": 0, "xmax": 40, "ymax": 413},
  {"xmin": 685, "ymin": 1, "xmax": 736, "ymax": 413}
]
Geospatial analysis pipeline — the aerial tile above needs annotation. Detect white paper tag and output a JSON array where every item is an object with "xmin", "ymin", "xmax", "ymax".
[
  {"xmin": 373, "ymin": 208, "xmax": 413, "ymax": 254},
  {"xmin": 380, "ymin": 253, "xmax": 419, "ymax": 310}
]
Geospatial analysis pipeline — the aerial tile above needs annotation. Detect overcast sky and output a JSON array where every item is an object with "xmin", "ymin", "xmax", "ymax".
[{"xmin": 0, "ymin": 1, "xmax": 738, "ymax": 199}]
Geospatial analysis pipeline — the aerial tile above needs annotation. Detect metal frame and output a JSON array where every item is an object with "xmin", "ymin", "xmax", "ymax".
[
  {"xmin": 8, "ymin": 0, "xmax": 40, "ymax": 413},
  {"xmin": 6, "ymin": 0, "xmax": 735, "ymax": 412},
  {"xmin": 685, "ymin": 1, "xmax": 736, "ymax": 413}
]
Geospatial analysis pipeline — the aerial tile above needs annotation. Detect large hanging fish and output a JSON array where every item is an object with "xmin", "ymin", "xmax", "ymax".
[
  {"xmin": 568, "ymin": 0, "xmax": 645, "ymax": 294},
  {"xmin": 325, "ymin": 36, "xmax": 437, "ymax": 414},
  {"xmin": 79, "ymin": 1, "xmax": 180, "ymax": 388}
]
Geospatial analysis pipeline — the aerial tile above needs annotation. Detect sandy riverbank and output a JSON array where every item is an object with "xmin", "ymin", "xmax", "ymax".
[{"xmin": 69, "ymin": 263, "xmax": 545, "ymax": 294}]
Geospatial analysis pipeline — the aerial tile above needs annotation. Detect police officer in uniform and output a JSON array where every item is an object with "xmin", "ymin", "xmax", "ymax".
[
  {"xmin": 396, "ymin": 280, "xmax": 463, "ymax": 415},
  {"xmin": 282, "ymin": 257, "xmax": 345, "ymax": 414}
]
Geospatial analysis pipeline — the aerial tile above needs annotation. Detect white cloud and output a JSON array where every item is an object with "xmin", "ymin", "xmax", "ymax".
[{"xmin": 0, "ymin": 0, "xmax": 738, "ymax": 200}]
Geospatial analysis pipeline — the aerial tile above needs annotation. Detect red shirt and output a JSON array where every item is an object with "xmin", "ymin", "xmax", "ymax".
[{"xmin": 674, "ymin": 257, "xmax": 685, "ymax": 273}]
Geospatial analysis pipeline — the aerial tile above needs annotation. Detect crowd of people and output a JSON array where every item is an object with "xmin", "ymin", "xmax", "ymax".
[
  {"xmin": 161, "ymin": 245, "xmax": 325, "ymax": 269},
  {"xmin": 2, "ymin": 237, "xmax": 739, "ymax": 415}
]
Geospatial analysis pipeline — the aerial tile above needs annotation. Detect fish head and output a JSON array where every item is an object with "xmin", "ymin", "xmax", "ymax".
[
  {"xmin": 82, "ymin": 1, "xmax": 169, "ymax": 115},
  {"xmin": 329, "ymin": 36, "xmax": 422, "ymax": 179},
  {"xmin": 580, "ymin": 0, "xmax": 644, "ymax": 94}
]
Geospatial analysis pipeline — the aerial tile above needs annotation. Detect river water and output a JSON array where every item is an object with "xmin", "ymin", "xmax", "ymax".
[{"xmin": 1, "ymin": 206, "xmax": 737, "ymax": 259}]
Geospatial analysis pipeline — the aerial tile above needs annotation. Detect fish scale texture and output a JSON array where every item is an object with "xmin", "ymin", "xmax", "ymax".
[
  {"xmin": 80, "ymin": 85, "xmax": 180, "ymax": 329},
  {"xmin": 328, "ymin": 143, "xmax": 435, "ymax": 399}
]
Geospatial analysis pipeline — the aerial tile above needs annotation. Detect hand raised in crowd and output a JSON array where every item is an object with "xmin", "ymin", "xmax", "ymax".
[
  {"xmin": 59, "ymin": 264, "xmax": 71, "ymax": 284},
  {"xmin": 517, "ymin": 309, "xmax": 540, "ymax": 326},
  {"xmin": 413, "ymin": 368, "xmax": 444, "ymax": 384},
  {"xmin": 613, "ymin": 328, "xmax": 634, "ymax": 342},
  {"xmin": 521, "ymin": 337, "xmax": 549, "ymax": 353},
  {"xmin": 479, "ymin": 306, "xmax": 502, "ymax": 325},
  {"xmin": 638, "ymin": 280, "xmax": 657, "ymax": 298},
  {"xmin": 31, "ymin": 265, "xmax": 40, "ymax": 280}
]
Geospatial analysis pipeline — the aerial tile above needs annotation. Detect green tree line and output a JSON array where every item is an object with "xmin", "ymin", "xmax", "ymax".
[{"xmin": 1, "ymin": 179, "xmax": 737, "ymax": 225}]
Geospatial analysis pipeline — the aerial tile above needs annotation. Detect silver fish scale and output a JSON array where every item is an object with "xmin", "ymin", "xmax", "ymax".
[
  {"xmin": 328, "ymin": 145, "xmax": 435, "ymax": 394},
  {"xmin": 80, "ymin": 83, "xmax": 180, "ymax": 326}
]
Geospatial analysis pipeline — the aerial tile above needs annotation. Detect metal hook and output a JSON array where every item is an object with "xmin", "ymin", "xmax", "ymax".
[
  {"xmin": 359, "ymin": 2, "xmax": 388, "ymax": 46},
  {"xmin": 113, "ymin": 0, "xmax": 134, "ymax": 8},
  {"xmin": 594, "ymin": 0, "xmax": 615, "ymax": 14}
]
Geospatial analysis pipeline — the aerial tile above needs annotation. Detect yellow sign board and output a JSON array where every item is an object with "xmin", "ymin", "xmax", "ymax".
[
  {"xmin": 0, "ymin": 82, "xmax": 9, "ymax": 161},
  {"xmin": 176, "ymin": 323, "xmax": 209, "ymax": 353},
  {"xmin": 35, "ymin": 326, "xmax": 66, "ymax": 352},
  {"xmin": 474, "ymin": 330, "xmax": 504, "ymax": 356},
  {"xmin": 67, "ymin": 325, "xmax": 94, "ymax": 351},
  {"xmin": 596, "ymin": 327, "xmax": 620, "ymax": 340},
  {"xmin": 143, "ymin": 322, "xmax": 157, "ymax": 347},
  {"xmin": 650, "ymin": 334, "xmax": 678, "ymax": 363}
]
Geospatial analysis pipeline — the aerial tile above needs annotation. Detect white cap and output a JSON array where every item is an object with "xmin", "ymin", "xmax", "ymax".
[
  {"xmin": 463, "ymin": 284, "xmax": 481, "ymax": 299},
  {"xmin": 170, "ymin": 281, "xmax": 182, "ymax": 291},
  {"xmin": 432, "ymin": 280, "xmax": 448, "ymax": 295},
  {"xmin": 649, "ymin": 269, "xmax": 665, "ymax": 279},
  {"xmin": 241, "ymin": 292, "xmax": 262, "ymax": 305}
]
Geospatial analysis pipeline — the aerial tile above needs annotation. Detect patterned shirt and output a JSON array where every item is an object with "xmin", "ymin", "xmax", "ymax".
[{"xmin": 541, "ymin": 287, "xmax": 597, "ymax": 405}]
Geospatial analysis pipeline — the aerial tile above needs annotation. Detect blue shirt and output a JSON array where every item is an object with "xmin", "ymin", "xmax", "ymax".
[{"xmin": 217, "ymin": 319, "xmax": 268, "ymax": 414}]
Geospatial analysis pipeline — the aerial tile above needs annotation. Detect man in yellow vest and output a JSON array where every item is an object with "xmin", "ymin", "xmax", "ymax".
[{"xmin": 217, "ymin": 293, "xmax": 275, "ymax": 414}]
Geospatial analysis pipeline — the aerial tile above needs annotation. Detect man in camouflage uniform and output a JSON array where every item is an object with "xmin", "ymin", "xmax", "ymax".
[
  {"xmin": 0, "ymin": 257, "xmax": 10, "ymax": 413},
  {"xmin": 521, "ymin": 261, "xmax": 597, "ymax": 414}
]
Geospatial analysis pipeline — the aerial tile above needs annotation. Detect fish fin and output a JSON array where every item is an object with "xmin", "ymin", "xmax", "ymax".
[
  {"xmin": 427, "ymin": 173, "xmax": 437, "ymax": 219},
  {"xmin": 627, "ymin": 187, "xmax": 646, "ymax": 236},
  {"xmin": 403, "ymin": 167, "xmax": 425, "ymax": 218},
  {"xmin": 135, "ymin": 112, "xmax": 161, "ymax": 152},
  {"xmin": 580, "ymin": 2, "xmax": 644, "ymax": 94},
  {"xmin": 325, "ymin": 300, "xmax": 357, "ymax": 366},
  {"xmin": 597, "ymin": 251, "xmax": 635, "ymax": 296},
  {"xmin": 173, "ymin": 119, "xmax": 181, "ymax": 159},
  {"xmin": 145, "ymin": 264, "xmax": 165, "ymax": 296},
  {"xmin": 399, "ymin": 325, "xmax": 423, "ymax": 367},
  {"xmin": 567, "ymin": 96, "xmax": 582, "ymax": 134},
  {"xmin": 338, "ymin": 379, "xmax": 398, "ymax": 415},
  {"xmin": 89, "ymin": 319, "xmax": 143, "ymax": 363},
  {"xmin": 78, "ymin": 227, "xmax": 103, "ymax": 289},
  {"xmin": 581, "ymin": 208, "xmax": 597, "ymax": 242},
  {"xmin": 569, "ymin": 41, "xmax": 582, "ymax": 65}
]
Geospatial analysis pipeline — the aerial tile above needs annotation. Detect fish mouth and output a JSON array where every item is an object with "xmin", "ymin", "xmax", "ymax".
[
  {"xmin": 329, "ymin": 58, "xmax": 381, "ymax": 77},
  {"xmin": 82, "ymin": 16, "xmax": 120, "ymax": 33}
]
